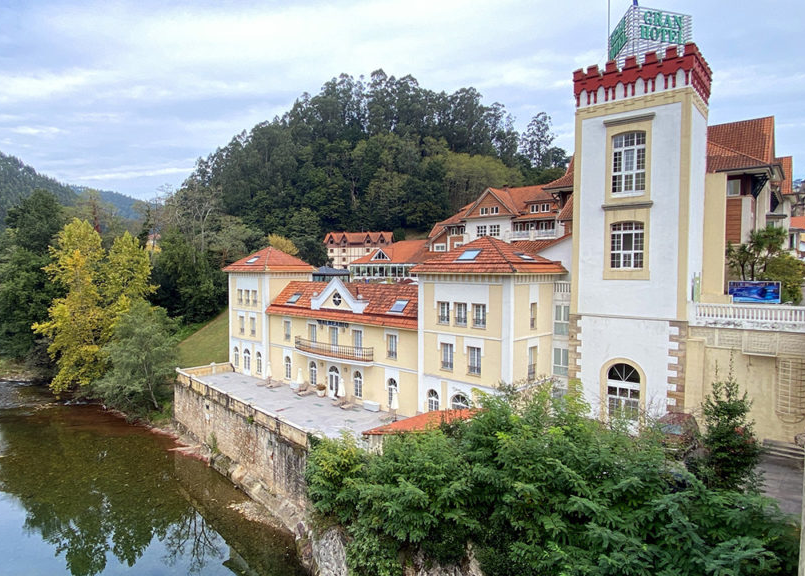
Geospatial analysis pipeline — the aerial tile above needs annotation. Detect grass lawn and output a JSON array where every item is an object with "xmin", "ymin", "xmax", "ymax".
[{"xmin": 177, "ymin": 310, "xmax": 229, "ymax": 368}]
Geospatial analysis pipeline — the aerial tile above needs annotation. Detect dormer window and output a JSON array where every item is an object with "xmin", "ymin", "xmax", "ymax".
[
  {"xmin": 541, "ymin": 203, "xmax": 551, "ymax": 212},
  {"xmin": 530, "ymin": 204, "xmax": 539, "ymax": 213}
]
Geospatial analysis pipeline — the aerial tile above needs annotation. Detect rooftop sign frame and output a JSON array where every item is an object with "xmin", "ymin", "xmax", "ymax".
[{"xmin": 609, "ymin": 5, "xmax": 693, "ymax": 66}]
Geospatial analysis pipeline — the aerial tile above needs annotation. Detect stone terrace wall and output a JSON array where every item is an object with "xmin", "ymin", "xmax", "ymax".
[{"xmin": 174, "ymin": 368, "xmax": 309, "ymax": 511}]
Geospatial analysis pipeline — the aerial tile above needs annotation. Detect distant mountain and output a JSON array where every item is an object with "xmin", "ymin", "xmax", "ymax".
[
  {"xmin": 0, "ymin": 151, "xmax": 77, "ymax": 228},
  {"xmin": 72, "ymin": 186, "xmax": 144, "ymax": 221}
]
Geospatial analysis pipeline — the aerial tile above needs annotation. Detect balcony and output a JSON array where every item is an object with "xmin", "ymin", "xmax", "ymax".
[
  {"xmin": 508, "ymin": 228, "xmax": 558, "ymax": 241},
  {"xmin": 295, "ymin": 336, "xmax": 374, "ymax": 363},
  {"xmin": 691, "ymin": 303, "xmax": 805, "ymax": 332}
]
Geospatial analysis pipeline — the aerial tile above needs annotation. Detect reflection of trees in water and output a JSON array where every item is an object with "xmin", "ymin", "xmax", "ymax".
[
  {"xmin": 163, "ymin": 510, "xmax": 225, "ymax": 574},
  {"xmin": 0, "ymin": 404, "xmax": 202, "ymax": 576}
]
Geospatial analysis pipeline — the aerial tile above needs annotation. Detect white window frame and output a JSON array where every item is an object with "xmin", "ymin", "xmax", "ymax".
[
  {"xmin": 387, "ymin": 333, "xmax": 398, "ymax": 359},
  {"xmin": 427, "ymin": 389, "xmax": 440, "ymax": 412},
  {"xmin": 353, "ymin": 371, "xmax": 363, "ymax": 398},
  {"xmin": 611, "ymin": 131, "xmax": 646, "ymax": 195},
  {"xmin": 553, "ymin": 347, "xmax": 568, "ymax": 376},
  {"xmin": 441, "ymin": 342, "xmax": 454, "ymax": 371},
  {"xmin": 468, "ymin": 346, "xmax": 481, "ymax": 375},
  {"xmin": 454, "ymin": 302, "xmax": 467, "ymax": 326},
  {"xmin": 309, "ymin": 361, "xmax": 317, "ymax": 386},
  {"xmin": 243, "ymin": 349, "xmax": 251, "ymax": 371},
  {"xmin": 554, "ymin": 304, "xmax": 569, "ymax": 335},
  {"xmin": 472, "ymin": 304, "xmax": 486, "ymax": 329},
  {"xmin": 353, "ymin": 329, "xmax": 363, "ymax": 349},
  {"xmin": 476, "ymin": 225, "xmax": 487, "ymax": 238},
  {"xmin": 489, "ymin": 224, "xmax": 500, "ymax": 237},
  {"xmin": 438, "ymin": 301, "xmax": 450, "ymax": 324},
  {"xmin": 610, "ymin": 222, "xmax": 645, "ymax": 269},
  {"xmin": 284, "ymin": 356, "xmax": 292, "ymax": 379},
  {"xmin": 451, "ymin": 393, "xmax": 470, "ymax": 410},
  {"xmin": 284, "ymin": 320, "xmax": 291, "ymax": 341},
  {"xmin": 607, "ymin": 363, "xmax": 641, "ymax": 422}
]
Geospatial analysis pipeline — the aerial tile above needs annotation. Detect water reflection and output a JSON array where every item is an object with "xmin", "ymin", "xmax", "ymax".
[{"xmin": 0, "ymin": 381, "xmax": 305, "ymax": 576}]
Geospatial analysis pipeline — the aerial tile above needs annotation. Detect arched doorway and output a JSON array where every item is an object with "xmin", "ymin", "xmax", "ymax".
[
  {"xmin": 606, "ymin": 362, "xmax": 641, "ymax": 423},
  {"xmin": 328, "ymin": 366, "xmax": 340, "ymax": 398}
]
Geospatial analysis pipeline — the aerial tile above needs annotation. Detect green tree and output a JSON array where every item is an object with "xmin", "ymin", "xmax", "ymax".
[
  {"xmin": 727, "ymin": 225, "xmax": 786, "ymax": 281},
  {"xmin": 764, "ymin": 252, "xmax": 805, "ymax": 304},
  {"xmin": 519, "ymin": 112, "xmax": 555, "ymax": 169},
  {"xmin": 0, "ymin": 190, "xmax": 65, "ymax": 362},
  {"xmin": 689, "ymin": 366, "xmax": 763, "ymax": 491},
  {"xmin": 267, "ymin": 233, "xmax": 299, "ymax": 256},
  {"xmin": 33, "ymin": 219, "xmax": 106, "ymax": 393},
  {"xmin": 93, "ymin": 300, "xmax": 178, "ymax": 415},
  {"xmin": 104, "ymin": 231, "xmax": 156, "ymax": 327}
]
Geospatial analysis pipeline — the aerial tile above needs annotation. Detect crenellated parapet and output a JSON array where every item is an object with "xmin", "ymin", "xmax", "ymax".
[{"xmin": 573, "ymin": 43, "xmax": 712, "ymax": 109}]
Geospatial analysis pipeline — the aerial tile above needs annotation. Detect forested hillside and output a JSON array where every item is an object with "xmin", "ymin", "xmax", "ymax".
[
  {"xmin": 178, "ymin": 71, "xmax": 567, "ymax": 267},
  {"xmin": 0, "ymin": 151, "xmax": 77, "ymax": 228}
]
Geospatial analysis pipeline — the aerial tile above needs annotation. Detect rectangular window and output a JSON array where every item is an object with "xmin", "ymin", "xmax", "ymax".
[
  {"xmin": 309, "ymin": 324, "xmax": 317, "ymax": 342},
  {"xmin": 434, "ymin": 244, "xmax": 446, "ymax": 252},
  {"xmin": 530, "ymin": 302, "xmax": 538, "ymax": 329},
  {"xmin": 238, "ymin": 315, "xmax": 245, "ymax": 335},
  {"xmin": 727, "ymin": 179, "xmax": 741, "ymax": 197},
  {"xmin": 528, "ymin": 346, "xmax": 538, "ymax": 381},
  {"xmin": 284, "ymin": 320, "xmax": 291, "ymax": 341},
  {"xmin": 612, "ymin": 131, "xmax": 646, "ymax": 195},
  {"xmin": 438, "ymin": 301, "xmax": 450, "ymax": 324},
  {"xmin": 468, "ymin": 346, "xmax": 481, "ymax": 375},
  {"xmin": 490, "ymin": 206, "xmax": 499, "ymax": 215},
  {"xmin": 554, "ymin": 304, "xmax": 569, "ymax": 335},
  {"xmin": 480, "ymin": 207, "xmax": 489, "ymax": 215},
  {"xmin": 490, "ymin": 224, "xmax": 500, "ymax": 237},
  {"xmin": 610, "ymin": 222, "xmax": 645, "ymax": 269},
  {"xmin": 441, "ymin": 343, "xmax": 454, "ymax": 370},
  {"xmin": 237, "ymin": 289, "xmax": 243, "ymax": 304},
  {"xmin": 530, "ymin": 204, "xmax": 539, "ymax": 213},
  {"xmin": 249, "ymin": 317, "xmax": 256, "ymax": 336},
  {"xmin": 607, "ymin": 385, "xmax": 640, "ymax": 421},
  {"xmin": 251, "ymin": 290, "xmax": 258, "ymax": 306},
  {"xmin": 387, "ymin": 334, "xmax": 398, "ymax": 359},
  {"xmin": 541, "ymin": 203, "xmax": 551, "ymax": 212},
  {"xmin": 329, "ymin": 326, "xmax": 338, "ymax": 346},
  {"xmin": 353, "ymin": 329, "xmax": 363, "ymax": 349},
  {"xmin": 244, "ymin": 290, "xmax": 250, "ymax": 305},
  {"xmin": 472, "ymin": 304, "xmax": 486, "ymax": 328},
  {"xmin": 476, "ymin": 225, "xmax": 487, "ymax": 238},
  {"xmin": 454, "ymin": 303, "xmax": 467, "ymax": 326},
  {"xmin": 553, "ymin": 347, "xmax": 569, "ymax": 376}
]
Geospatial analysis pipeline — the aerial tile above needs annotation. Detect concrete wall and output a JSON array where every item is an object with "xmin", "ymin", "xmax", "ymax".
[{"xmin": 174, "ymin": 369, "xmax": 309, "ymax": 511}]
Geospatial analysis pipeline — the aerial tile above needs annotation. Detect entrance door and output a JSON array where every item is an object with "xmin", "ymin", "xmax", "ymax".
[{"xmin": 328, "ymin": 366, "xmax": 340, "ymax": 398}]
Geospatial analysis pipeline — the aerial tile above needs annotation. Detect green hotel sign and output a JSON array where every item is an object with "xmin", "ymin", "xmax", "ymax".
[{"xmin": 609, "ymin": 5, "xmax": 692, "ymax": 63}]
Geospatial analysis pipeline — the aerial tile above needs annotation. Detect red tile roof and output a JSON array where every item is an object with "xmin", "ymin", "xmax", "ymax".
[
  {"xmin": 266, "ymin": 281, "xmax": 418, "ymax": 330},
  {"xmin": 363, "ymin": 409, "xmax": 476, "ymax": 435},
  {"xmin": 789, "ymin": 216, "xmax": 805, "ymax": 231},
  {"xmin": 427, "ymin": 203, "xmax": 472, "ymax": 239},
  {"xmin": 775, "ymin": 156, "xmax": 793, "ymax": 196},
  {"xmin": 349, "ymin": 239, "xmax": 431, "ymax": 265},
  {"xmin": 707, "ymin": 116, "xmax": 775, "ymax": 172},
  {"xmin": 323, "ymin": 231, "xmax": 393, "ymax": 245},
  {"xmin": 512, "ymin": 233, "xmax": 572, "ymax": 255},
  {"xmin": 412, "ymin": 236, "xmax": 566, "ymax": 275},
  {"xmin": 558, "ymin": 194, "xmax": 573, "ymax": 221},
  {"xmin": 223, "ymin": 247, "xmax": 315, "ymax": 273},
  {"xmin": 543, "ymin": 156, "xmax": 575, "ymax": 190}
]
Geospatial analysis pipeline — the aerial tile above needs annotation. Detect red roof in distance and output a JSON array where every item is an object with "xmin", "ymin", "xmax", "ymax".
[
  {"xmin": 363, "ymin": 409, "xmax": 476, "ymax": 435},
  {"xmin": 223, "ymin": 246, "xmax": 315, "ymax": 273}
]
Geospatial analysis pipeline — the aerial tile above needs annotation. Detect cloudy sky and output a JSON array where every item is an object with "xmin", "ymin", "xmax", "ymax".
[{"xmin": 1, "ymin": 0, "xmax": 802, "ymax": 200}]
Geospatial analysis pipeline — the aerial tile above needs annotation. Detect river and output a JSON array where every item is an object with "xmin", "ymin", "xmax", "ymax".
[{"xmin": 0, "ymin": 380, "xmax": 307, "ymax": 576}]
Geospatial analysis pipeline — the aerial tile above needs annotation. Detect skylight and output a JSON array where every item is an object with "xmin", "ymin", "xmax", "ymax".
[
  {"xmin": 245, "ymin": 256, "xmax": 259, "ymax": 264},
  {"xmin": 456, "ymin": 249, "xmax": 481, "ymax": 261},
  {"xmin": 287, "ymin": 293, "xmax": 302, "ymax": 304},
  {"xmin": 389, "ymin": 299, "xmax": 409, "ymax": 313},
  {"xmin": 514, "ymin": 252, "xmax": 535, "ymax": 261}
]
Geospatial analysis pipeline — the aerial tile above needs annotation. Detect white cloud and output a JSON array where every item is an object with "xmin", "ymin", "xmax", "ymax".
[{"xmin": 11, "ymin": 125, "xmax": 64, "ymax": 136}]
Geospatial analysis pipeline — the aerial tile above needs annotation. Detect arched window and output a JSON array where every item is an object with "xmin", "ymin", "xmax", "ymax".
[
  {"xmin": 607, "ymin": 363, "xmax": 641, "ymax": 421},
  {"xmin": 256, "ymin": 352, "xmax": 262, "ymax": 375},
  {"xmin": 233, "ymin": 347, "xmax": 239, "ymax": 368},
  {"xmin": 284, "ymin": 356, "xmax": 292, "ymax": 380},
  {"xmin": 243, "ymin": 349, "xmax": 251, "ymax": 371},
  {"xmin": 309, "ymin": 361, "xmax": 317, "ymax": 386},
  {"xmin": 387, "ymin": 378, "xmax": 398, "ymax": 409},
  {"xmin": 451, "ymin": 393, "xmax": 470, "ymax": 410},
  {"xmin": 353, "ymin": 371, "xmax": 363, "ymax": 398},
  {"xmin": 427, "ymin": 389, "xmax": 440, "ymax": 412}
]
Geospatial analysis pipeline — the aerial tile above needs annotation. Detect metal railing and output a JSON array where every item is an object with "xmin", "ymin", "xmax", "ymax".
[{"xmin": 295, "ymin": 336, "xmax": 374, "ymax": 362}]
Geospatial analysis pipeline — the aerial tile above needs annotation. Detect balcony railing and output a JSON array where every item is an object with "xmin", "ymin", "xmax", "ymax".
[
  {"xmin": 527, "ymin": 364, "xmax": 537, "ymax": 381},
  {"xmin": 508, "ymin": 229, "xmax": 558, "ymax": 241},
  {"xmin": 295, "ymin": 336, "xmax": 374, "ymax": 362},
  {"xmin": 692, "ymin": 303, "xmax": 805, "ymax": 332}
]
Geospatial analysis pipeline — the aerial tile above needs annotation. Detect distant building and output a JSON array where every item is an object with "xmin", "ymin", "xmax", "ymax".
[
  {"xmin": 349, "ymin": 239, "xmax": 432, "ymax": 282},
  {"xmin": 323, "ymin": 231, "xmax": 393, "ymax": 268}
]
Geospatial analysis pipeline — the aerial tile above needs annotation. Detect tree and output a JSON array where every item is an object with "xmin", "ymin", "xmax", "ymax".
[
  {"xmin": 764, "ymin": 252, "xmax": 805, "ymax": 304},
  {"xmin": 306, "ymin": 382, "xmax": 798, "ymax": 576},
  {"xmin": 93, "ymin": 300, "xmax": 178, "ymax": 415},
  {"xmin": 0, "ymin": 190, "xmax": 65, "ymax": 362},
  {"xmin": 33, "ymin": 219, "xmax": 106, "ymax": 393},
  {"xmin": 688, "ymin": 365, "xmax": 763, "ymax": 491},
  {"xmin": 519, "ymin": 112, "xmax": 555, "ymax": 169},
  {"xmin": 726, "ymin": 225, "xmax": 786, "ymax": 281},
  {"xmin": 267, "ymin": 233, "xmax": 299, "ymax": 256},
  {"xmin": 104, "ymin": 231, "xmax": 156, "ymax": 327}
]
